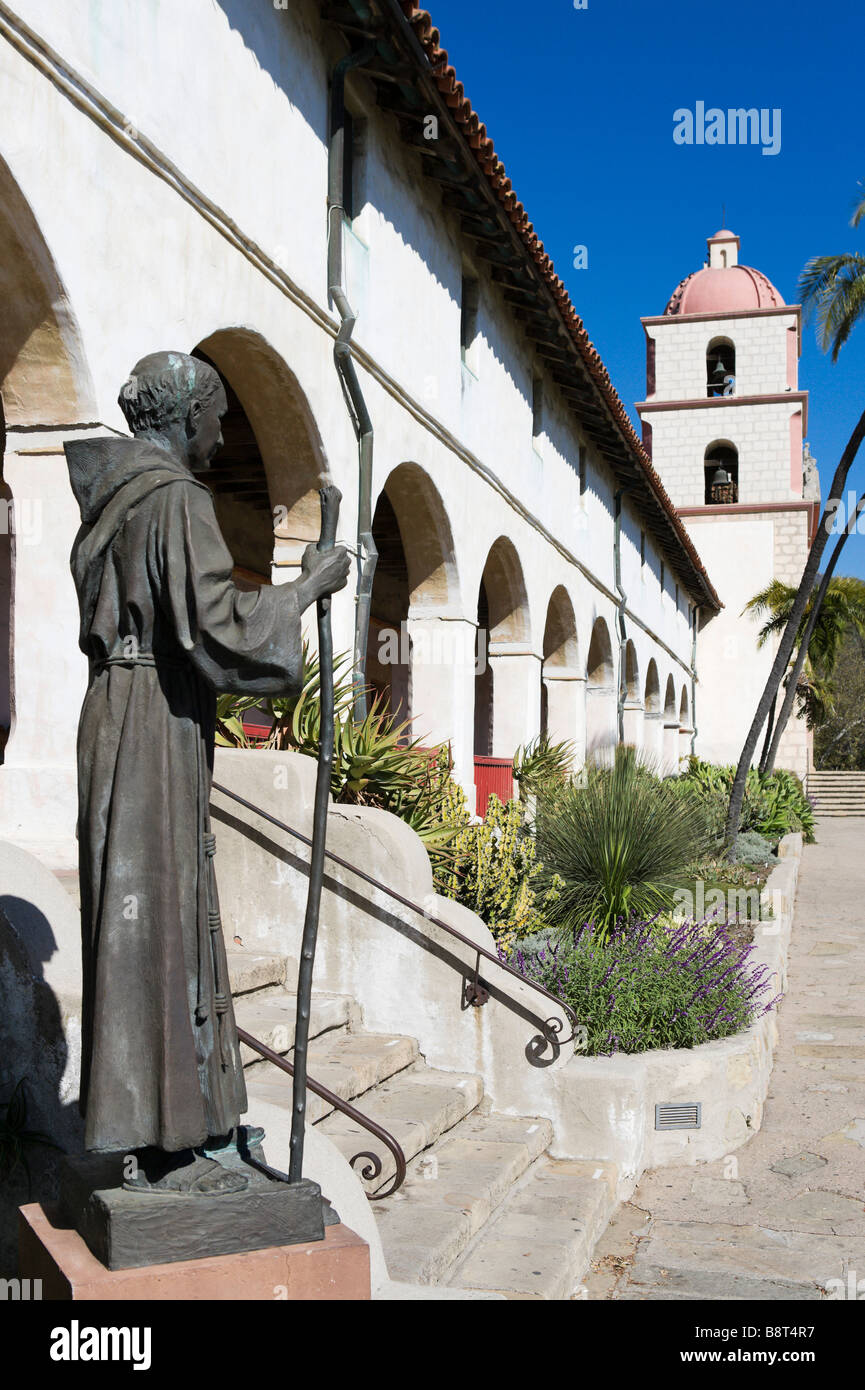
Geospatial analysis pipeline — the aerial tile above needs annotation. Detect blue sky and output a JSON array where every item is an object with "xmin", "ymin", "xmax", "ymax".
[{"xmin": 427, "ymin": 0, "xmax": 865, "ymax": 578}]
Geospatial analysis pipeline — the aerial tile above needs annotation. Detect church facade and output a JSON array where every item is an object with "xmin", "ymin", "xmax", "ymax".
[{"xmin": 0, "ymin": 0, "xmax": 813, "ymax": 869}]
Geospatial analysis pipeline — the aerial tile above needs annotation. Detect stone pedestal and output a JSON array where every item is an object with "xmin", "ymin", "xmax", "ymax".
[
  {"xmin": 19, "ymin": 1203, "xmax": 371, "ymax": 1301},
  {"xmin": 58, "ymin": 1151, "xmax": 338, "ymax": 1269}
]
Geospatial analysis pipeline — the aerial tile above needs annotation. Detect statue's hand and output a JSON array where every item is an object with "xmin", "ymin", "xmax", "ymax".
[{"xmin": 298, "ymin": 542, "xmax": 351, "ymax": 606}]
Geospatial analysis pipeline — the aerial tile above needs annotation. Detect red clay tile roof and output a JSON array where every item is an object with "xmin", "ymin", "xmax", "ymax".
[{"xmin": 396, "ymin": 2, "xmax": 721, "ymax": 611}]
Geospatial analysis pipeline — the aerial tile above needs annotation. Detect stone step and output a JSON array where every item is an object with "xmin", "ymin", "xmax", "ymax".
[
  {"xmin": 227, "ymin": 950, "xmax": 289, "ymax": 996},
  {"xmin": 233, "ymin": 989, "xmax": 358, "ymax": 1065},
  {"xmin": 244, "ymin": 1031, "xmax": 421, "ymax": 1123},
  {"xmin": 318, "ymin": 1065, "xmax": 485, "ymax": 1190},
  {"xmin": 808, "ymin": 787, "xmax": 865, "ymax": 794},
  {"xmin": 447, "ymin": 1158, "xmax": 618, "ymax": 1299},
  {"xmin": 807, "ymin": 782, "xmax": 865, "ymax": 789},
  {"xmin": 807, "ymin": 773, "xmax": 865, "ymax": 779},
  {"xmin": 372, "ymin": 1112, "xmax": 553, "ymax": 1286}
]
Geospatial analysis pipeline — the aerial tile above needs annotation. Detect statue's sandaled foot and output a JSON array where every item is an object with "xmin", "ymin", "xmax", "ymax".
[{"xmin": 123, "ymin": 1150, "xmax": 248, "ymax": 1195}]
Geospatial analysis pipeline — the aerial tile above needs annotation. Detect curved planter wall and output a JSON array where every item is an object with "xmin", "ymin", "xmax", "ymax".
[{"xmin": 544, "ymin": 835, "xmax": 803, "ymax": 1197}]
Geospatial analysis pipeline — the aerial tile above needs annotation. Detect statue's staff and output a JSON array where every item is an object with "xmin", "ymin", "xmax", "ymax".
[{"xmin": 288, "ymin": 482, "xmax": 341, "ymax": 1185}]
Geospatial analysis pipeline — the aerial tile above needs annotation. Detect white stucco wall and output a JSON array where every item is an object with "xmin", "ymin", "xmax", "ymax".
[{"xmin": 0, "ymin": 0, "xmax": 700, "ymax": 862}]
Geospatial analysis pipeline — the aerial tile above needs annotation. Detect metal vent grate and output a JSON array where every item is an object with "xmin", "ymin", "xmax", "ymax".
[{"xmin": 655, "ymin": 1102, "xmax": 701, "ymax": 1131}]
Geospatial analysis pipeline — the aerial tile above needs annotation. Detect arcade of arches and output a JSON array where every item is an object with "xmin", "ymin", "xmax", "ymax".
[{"xmin": 0, "ymin": 166, "xmax": 693, "ymax": 815}]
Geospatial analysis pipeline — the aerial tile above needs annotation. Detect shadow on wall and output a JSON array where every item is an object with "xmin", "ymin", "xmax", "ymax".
[{"xmin": 0, "ymin": 883, "xmax": 83, "ymax": 1276}]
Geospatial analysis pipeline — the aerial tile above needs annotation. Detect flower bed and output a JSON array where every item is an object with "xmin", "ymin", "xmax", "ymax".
[
  {"xmin": 511, "ymin": 917, "xmax": 781, "ymax": 1057},
  {"xmin": 542, "ymin": 835, "xmax": 804, "ymax": 1186}
]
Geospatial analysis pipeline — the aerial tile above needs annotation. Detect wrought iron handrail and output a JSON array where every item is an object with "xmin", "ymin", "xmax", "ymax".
[
  {"xmin": 236, "ymin": 1025, "xmax": 406, "ymax": 1200},
  {"xmin": 213, "ymin": 780, "xmax": 580, "ymax": 1049}
]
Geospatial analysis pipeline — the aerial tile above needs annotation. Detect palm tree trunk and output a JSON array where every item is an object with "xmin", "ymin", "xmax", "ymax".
[
  {"xmin": 762, "ymin": 489, "xmax": 865, "ymax": 775},
  {"xmin": 724, "ymin": 407, "xmax": 865, "ymax": 848},
  {"xmin": 758, "ymin": 692, "xmax": 777, "ymax": 775}
]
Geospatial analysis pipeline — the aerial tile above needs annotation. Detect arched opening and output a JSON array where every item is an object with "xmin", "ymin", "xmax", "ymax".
[
  {"xmin": 706, "ymin": 337, "xmax": 735, "ymax": 398},
  {"xmin": 704, "ymin": 440, "xmax": 739, "ymax": 505},
  {"xmin": 541, "ymin": 585, "xmax": 581, "ymax": 762},
  {"xmin": 366, "ymin": 462, "xmax": 460, "ymax": 736},
  {"xmin": 191, "ymin": 347, "xmax": 272, "ymax": 582},
  {"xmin": 663, "ymin": 674, "xmax": 679, "ymax": 774},
  {"xmin": 622, "ymin": 639, "xmax": 642, "ymax": 748},
  {"xmin": 679, "ymin": 685, "xmax": 692, "ymax": 768},
  {"xmin": 586, "ymin": 616, "xmax": 616, "ymax": 761},
  {"xmin": 0, "ymin": 154, "xmax": 96, "ymax": 428},
  {"xmin": 0, "ymin": 154, "xmax": 95, "ymax": 848},
  {"xmin": 367, "ymin": 489, "xmax": 411, "ymax": 723},
  {"xmin": 192, "ymin": 329, "xmax": 327, "ymax": 586},
  {"xmin": 474, "ymin": 538, "xmax": 533, "ymax": 809},
  {"xmin": 475, "ymin": 578, "xmax": 493, "ymax": 758},
  {"xmin": 643, "ymin": 658, "xmax": 663, "ymax": 765}
]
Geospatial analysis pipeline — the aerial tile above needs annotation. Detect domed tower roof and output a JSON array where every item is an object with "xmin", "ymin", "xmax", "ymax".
[{"xmin": 664, "ymin": 230, "xmax": 785, "ymax": 316}]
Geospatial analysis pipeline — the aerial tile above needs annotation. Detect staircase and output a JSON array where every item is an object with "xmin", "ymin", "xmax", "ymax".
[
  {"xmin": 53, "ymin": 869, "xmax": 617, "ymax": 1298},
  {"xmin": 806, "ymin": 770, "xmax": 865, "ymax": 817},
  {"xmin": 230, "ymin": 949, "xmax": 617, "ymax": 1300}
]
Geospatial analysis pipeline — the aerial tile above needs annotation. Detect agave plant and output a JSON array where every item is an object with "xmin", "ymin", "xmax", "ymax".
[
  {"xmin": 535, "ymin": 745, "xmax": 710, "ymax": 943},
  {"xmin": 512, "ymin": 734, "xmax": 575, "ymax": 804},
  {"xmin": 216, "ymin": 646, "xmax": 463, "ymax": 871}
]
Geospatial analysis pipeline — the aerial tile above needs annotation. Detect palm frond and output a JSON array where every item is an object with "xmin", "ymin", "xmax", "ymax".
[{"xmin": 798, "ymin": 253, "xmax": 865, "ymax": 360}]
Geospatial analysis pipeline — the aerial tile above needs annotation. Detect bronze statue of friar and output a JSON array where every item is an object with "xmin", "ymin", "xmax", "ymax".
[{"xmin": 63, "ymin": 351, "xmax": 350, "ymax": 1197}]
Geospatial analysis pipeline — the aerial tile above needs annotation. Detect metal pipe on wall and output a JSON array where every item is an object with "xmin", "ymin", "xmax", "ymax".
[
  {"xmin": 328, "ymin": 44, "xmax": 378, "ymax": 722},
  {"xmin": 614, "ymin": 487, "xmax": 630, "ymax": 744}
]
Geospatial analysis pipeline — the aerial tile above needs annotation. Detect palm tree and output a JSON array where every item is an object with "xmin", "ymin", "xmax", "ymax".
[
  {"xmin": 744, "ymin": 577, "xmax": 865, "ymax": 772},
  {"xmin": 798, "ymin": 184, "xmax": 865, "ymax": 361},
  {"xmin": 725, "ymin": 184, "xmax": 865, "ymax": 846}
]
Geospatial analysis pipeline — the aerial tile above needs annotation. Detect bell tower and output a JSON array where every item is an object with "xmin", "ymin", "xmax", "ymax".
[{"xmin": 636, "ymin": 230, "xmax": 820, "ymax": 777}]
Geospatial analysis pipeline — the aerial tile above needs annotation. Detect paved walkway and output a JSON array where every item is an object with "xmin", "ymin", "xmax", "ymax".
[{"xmin": 586, "ymin": 818, "xmax": 865, "ymax": 1301}]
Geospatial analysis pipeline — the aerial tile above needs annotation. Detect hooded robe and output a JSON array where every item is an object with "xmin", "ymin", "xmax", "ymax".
[{"xmin": 64, "ymin": 436, "xmax": 304, "ymax": 1153}]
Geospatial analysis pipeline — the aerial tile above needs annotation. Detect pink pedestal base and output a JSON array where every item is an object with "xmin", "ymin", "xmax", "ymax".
[{"xmin": 19, "ymin": 1203, "xmax": 370, "ymax": 1301}]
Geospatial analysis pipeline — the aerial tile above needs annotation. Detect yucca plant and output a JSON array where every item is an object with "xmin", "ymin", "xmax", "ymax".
[{"xmin": 535, "ymin": 746, "xmax": 710, "ymax": 943}]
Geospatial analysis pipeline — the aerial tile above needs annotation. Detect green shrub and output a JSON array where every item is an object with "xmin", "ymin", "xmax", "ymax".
[
  {"xmin": 511, "ymin": 919, "xmax": 781, "ymax": 1055},
  {"xmin": 678, "ymin": 758, "xmax": 815, "ymax": 845},
  {"xmin": 729, "ymin": 831, "xmax": 777, "ymax": 865},
  {"xmin": 534, "ymin": 746, "xmax": 711, "ymax": 943},
  {"xmin": 436, "ymin": 786, "xmax": 562, "ymax": 953}
]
